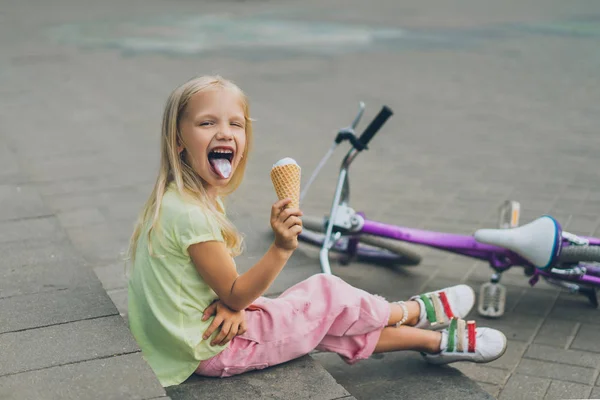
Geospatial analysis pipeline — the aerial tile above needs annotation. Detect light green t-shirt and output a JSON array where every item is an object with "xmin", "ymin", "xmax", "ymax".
[{"xmin": 128, "ymin": 186, "xmax": 230, "ymax": 387}]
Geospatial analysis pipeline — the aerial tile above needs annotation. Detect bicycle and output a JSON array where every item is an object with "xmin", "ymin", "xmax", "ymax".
[{"xmin": 298, "ymin": 102, "xmax": 600, "ymax": 317}]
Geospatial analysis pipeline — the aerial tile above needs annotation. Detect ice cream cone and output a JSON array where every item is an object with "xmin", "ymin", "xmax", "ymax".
[{"xmin": 271, "ymin": 158, "xmax": 301, "ymax": 209}]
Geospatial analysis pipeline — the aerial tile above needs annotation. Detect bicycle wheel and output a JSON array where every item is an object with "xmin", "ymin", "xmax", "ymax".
[
  {"xmin": 559, "ymin": 245, "xmax": 600, "ymax": 263},
  {"xmin": 301, "ymin": 215, "xmax": 422, "ymax": 266}
]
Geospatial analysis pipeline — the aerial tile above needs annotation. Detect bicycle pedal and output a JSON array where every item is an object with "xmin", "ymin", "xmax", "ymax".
[{"xmin": 478, "ymin": 282, "xmax": 506, "ymax": 318}]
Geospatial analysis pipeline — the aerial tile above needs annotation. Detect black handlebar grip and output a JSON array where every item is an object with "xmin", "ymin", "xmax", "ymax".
[{"xmin": 357, "ymin": 106, "xmax": 393, "ymax": 149}]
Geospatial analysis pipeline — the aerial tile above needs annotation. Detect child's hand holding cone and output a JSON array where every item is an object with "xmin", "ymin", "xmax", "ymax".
[{"xmin": 270, "ymin": 157, "xmax": 303, "ymax": 251}]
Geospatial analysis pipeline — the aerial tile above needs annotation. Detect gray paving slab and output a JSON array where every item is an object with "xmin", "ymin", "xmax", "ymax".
[
  {"xmin": 167, "ymin": 356, "xmax": 350, "ymax": 400},
  {"xmin": 524, "ymin": 344, "xmax": 600, "ymax": 369},
  {"xmin": 0, "ymin": 142, "xmax": 22, "ymax": 182},
  {"xmin": 452, "ymin": 363, "xmax": 508, "ymax": 386},
  {"xmin": 0, "ymin": 286, "xmax": 117, "ymax": 334},
  {"xmin": 548, "ymin": 296, "xmax": 600, "ymax": 325},
  {"xmin": 570, "ymin": 323, "xmax": 600, "ymax": 353},
  {"xmin": 94, "ymin": 263, "xmax": 128, "ymax": 291},
  {"xmin": 0, "ymin": 239, "xmax": 99, "ymax": 299},
  {"xmin": 543, "ymin": 381, "xmax": 593, "ymax": 400},
  {"xmin": 533, "ymin": 319, "xmax": 580, "ymax": 348},
  {"xmin": 312, "ymin": 351, "xmax": 494, "ymax": 400},
  {"xmin": 591, "ymin": 387, "xmax": 600, "ymax": 399},
  {"xmin": 515, "ymin": 359, "xmax": 595, "ymax": 385},
  {"xmin": 0, "ymin": 216, "xmax": 65, "ymax": 244},
  {"xmin": 0, "ymin": 316, "xmax": 139, "ymax": 376},
  {"xmin": 0, "ymin": 353, "xmax": 165, "ymax": 400},
  {"xmin": 0, "ymin": 184, "xmax": 50, "ymax": 222},
  {"xmin": 499, "ymin": 375, "xmax": 552, "ymax": 400}
]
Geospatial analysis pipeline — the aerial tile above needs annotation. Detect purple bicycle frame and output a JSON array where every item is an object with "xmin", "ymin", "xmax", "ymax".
[{"xmin": 360, "ymin": 218, "xmax": 600, "ymax": 286}]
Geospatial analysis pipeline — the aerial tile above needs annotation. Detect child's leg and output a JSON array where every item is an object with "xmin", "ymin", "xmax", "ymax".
[
  {"xmin": 374, "ymin": 326, "xmax": 441, "ymax": 353},
  {"xmin": 195, "ymin": 275, "xmax": 505, "ymax": 378},
  {"xmin": 196, "ymin": 273, "xmax": 391, "ymax": 377}
]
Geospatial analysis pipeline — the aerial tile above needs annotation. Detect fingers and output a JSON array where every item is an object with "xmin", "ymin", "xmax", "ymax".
[
  {"xmin": 211, "ymin": 321, "xmax": 232, "ymax": 346},
  {"xmin": 203, "ymin": 315, "xmax": 222, "ymax": 340},
  {"xmin": 283, "ymin": 215, "xmax": 303, "ymax": 230},
  {"xmin": 202, "ymin": 301, "xmax": 218, "ymax": 321},
  {"xmin": 220, "ymin": 325, "xmax": 238, "ymax": 346},
  {"xmin": 272, "ymin": 200, "xmax": 302, "ymax": 219},
  {"xmin": 238, "ymin": 321, "xmax": 247, "ymax": 336},
  {"xmin": 272, "ymin": 198, "xmax": 292, "ymax": 213}
]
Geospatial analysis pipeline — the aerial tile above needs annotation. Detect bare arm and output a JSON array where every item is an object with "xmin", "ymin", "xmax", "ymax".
[{"xmin": 188, "ymin": 198, "xmax": 302, "ymax": 311}]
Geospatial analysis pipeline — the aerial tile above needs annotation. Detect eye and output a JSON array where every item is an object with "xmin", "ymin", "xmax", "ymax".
[{"xmin": 199, "ymin": 121, "xmax": 214, "ymax": 127}]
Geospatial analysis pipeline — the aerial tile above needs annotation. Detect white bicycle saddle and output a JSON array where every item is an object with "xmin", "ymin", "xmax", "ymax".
[{"xmin": 474, "ymin": 216, "xmax": 561, "ymax": 270}]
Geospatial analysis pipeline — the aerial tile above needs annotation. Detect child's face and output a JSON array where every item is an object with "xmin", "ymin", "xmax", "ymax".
[{"xmin": 178, "ymin": 88, "xmax": 247, "ymax": 193}]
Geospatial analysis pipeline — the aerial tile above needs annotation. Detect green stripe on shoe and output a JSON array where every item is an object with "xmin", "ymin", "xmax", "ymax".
[
  {"xmin": 447, "ymin": 318, "xmax": 458, "ymax": 352},
  {"xmin": 420, "ymin": 294, "xmax": 437, "ymax": 324}
]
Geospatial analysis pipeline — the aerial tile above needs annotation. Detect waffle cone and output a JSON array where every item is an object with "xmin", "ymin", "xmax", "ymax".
[{"xmin": 270, "ymin": 164, "xmax": 301, "ymax": 209}]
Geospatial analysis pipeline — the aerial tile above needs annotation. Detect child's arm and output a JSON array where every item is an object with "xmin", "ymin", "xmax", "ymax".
[{"xmin": 189, "ymin": 198, "xmax": 302, "ymax": 311}]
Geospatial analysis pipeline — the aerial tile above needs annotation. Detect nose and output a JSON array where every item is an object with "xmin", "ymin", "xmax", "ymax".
[{"xmin": 216, "ymin": 123, "xmax": 234, "ymax": 140}]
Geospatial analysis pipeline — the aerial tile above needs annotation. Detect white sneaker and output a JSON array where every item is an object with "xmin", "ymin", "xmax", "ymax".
[
  {"xmin": 423, "ymin": 318, "xmax": 507, "ymax": 364},
  {"xmin": 411, "ymin": 284, "xmax": 476, "ymax": 330}
]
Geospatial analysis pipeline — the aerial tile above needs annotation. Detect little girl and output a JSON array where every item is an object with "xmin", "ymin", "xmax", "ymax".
[{"xmin": 127, "ymin": 75, "xmax": 507, "ymax": 387}]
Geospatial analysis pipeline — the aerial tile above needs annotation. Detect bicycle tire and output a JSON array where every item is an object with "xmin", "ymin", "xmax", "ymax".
[
  {"xmin": 301, "ymin": 215, "xmax": 422, "ymax": 266},
  {"xmin": 559, "ymin": 245, "xmax": 600, "ymax": 263}
]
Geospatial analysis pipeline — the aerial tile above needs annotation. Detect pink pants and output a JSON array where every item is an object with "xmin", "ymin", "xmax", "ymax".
[{"xmin": 195, "ymin": 274, "xmax": 390, "ymax": 378}]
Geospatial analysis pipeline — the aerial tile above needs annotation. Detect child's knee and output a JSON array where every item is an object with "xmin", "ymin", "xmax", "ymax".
[{"xmin": 307, "ymin": 273, "xmax": 344, "ymax": 289}]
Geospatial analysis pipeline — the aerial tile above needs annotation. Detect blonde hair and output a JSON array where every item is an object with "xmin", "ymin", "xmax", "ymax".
[{"xmin": 128, "ymin": 75, "xmax": 252, "ymax": 264}]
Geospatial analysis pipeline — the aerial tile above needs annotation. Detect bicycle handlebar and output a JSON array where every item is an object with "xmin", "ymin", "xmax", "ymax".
[{"xmin": 357, "ymin": 106, "xmax": 393, "ymax": 149}]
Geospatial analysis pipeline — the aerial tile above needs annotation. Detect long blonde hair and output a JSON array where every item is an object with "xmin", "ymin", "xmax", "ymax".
[{"xmin": 128, "ymin": 75, "xmax": 253, "ymax": 264}]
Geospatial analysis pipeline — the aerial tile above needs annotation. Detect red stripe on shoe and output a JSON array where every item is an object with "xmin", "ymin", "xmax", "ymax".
[
  {"xmin": 438, "ymin": 291, "xmax": 455, "ymax": 319},
  {"xmin": 467, "ymin": 321, "xmax": 476, "ymax": 353}
]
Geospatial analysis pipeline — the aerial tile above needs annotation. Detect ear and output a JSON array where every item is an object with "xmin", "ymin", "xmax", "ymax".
[{"xmin": 177, "ymin": 144, "xmax": 185, "ymax": 154}]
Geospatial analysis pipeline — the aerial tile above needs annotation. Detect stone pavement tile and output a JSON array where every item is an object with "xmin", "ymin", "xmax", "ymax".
[
  {"xmin": 570, "ymin": 323, "xmax": 600, "ymax": 353},
  {"xmin": 486, "ymin": 340, "xmax": 528, "ymax": 371},
  {"xmin": 597, "ymin": 374, "xmax": 600, "ymax": 386},
  {"xmin": 44, "ymin": 186, "xmax": 146, "ymax": 214},
  {"xmin": 565, "ymin": 214, "xmax": 600, "ymax": 236},
  {"xmin": 0, "ymin": 184, "xmax": 50, "ymax": 222},
  {"xmin": 0, "ymin": 286, "xmax": 118, "ymax": 334},
  {"xmin": 0, "ymin": 142, "xmax": 21, "ymax": 182},
  {"xmin": 511, "ymin": 289, "xmax": 559, "ymax": 317},
  {"xmin": 0, "ymin": 240, "xmax": 99, "ymax": 299},
  {"xmin": 66, "ymin": 222, "xmax": 131, "ymax": 263},
  {"xmin": 533, "ymin": 319, "xmax": 579, "ymax": 348},
  {"xmin": 466, "ymin": 313, "xmax": 542, "ymax": 343},
  {"xmin": 0, "ymin": 316, "xmax": 139, "ymax": 376},
  {"xmin": 94, "ymin": 263, "xmax": 129, "ymax": 291},
  {"xmin": 452, "ymin": 362, "xmax": 509, "ymax": 385},
  {"xmin": 0, "ymin": 353, "xmax": 165, "ymax": 400},
  {"xmin": 477, "ymin": 383, "xmax": 500, "ymax": 399},
  {"xmin": 0, "ymin": 216, "xmax": 65, "ymax": 244},
  {"xmin": 525, "ymin": 344, "xmax": 600, "ymax": 368},
  {"xmin": 107, "ymin": 288, "xmax": 129, "ymax": 318},
  {"xmin": 167, "ymin": 356, "xmax": 349, "ymax": 400},
  {"xmin": 57, "ymin": 207, "xmax": 106, "ymax": 228},
  {"xmin": 592, "ymin": 387, "xmax": 600, "ymax": 399},
  {"xmin": 543, "ymin": 381, "xmax": 593, "ymax": 400},
  {"xmin": 515, "ymin": 359, "xmax": 595, "ymax": 385},
  {"xmin": 499, "ymin": 374, "xmax": 551, "ymax": 400},
  {"xmin": 313, "ymin": 351, "xmax": 494, "ymax": 400},
  {"xmin": 548, "ymin": 294, "xmax": 600, "ymax": 325}
]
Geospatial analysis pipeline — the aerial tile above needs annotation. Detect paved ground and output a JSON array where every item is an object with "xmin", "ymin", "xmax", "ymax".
[{"xmin": 1, "ymin": 0, "xmax": 600, "ymax": 399}]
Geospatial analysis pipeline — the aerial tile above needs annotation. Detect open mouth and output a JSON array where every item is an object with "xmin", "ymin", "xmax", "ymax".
[{"xmin": 208, "ymin": 148, "xmax": 234, "ymax": 179}]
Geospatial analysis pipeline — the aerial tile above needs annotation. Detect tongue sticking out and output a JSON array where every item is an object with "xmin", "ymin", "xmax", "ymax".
[{"xmin": 210, "ymin": 158, "xmax": 232, "ymax": 179}]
